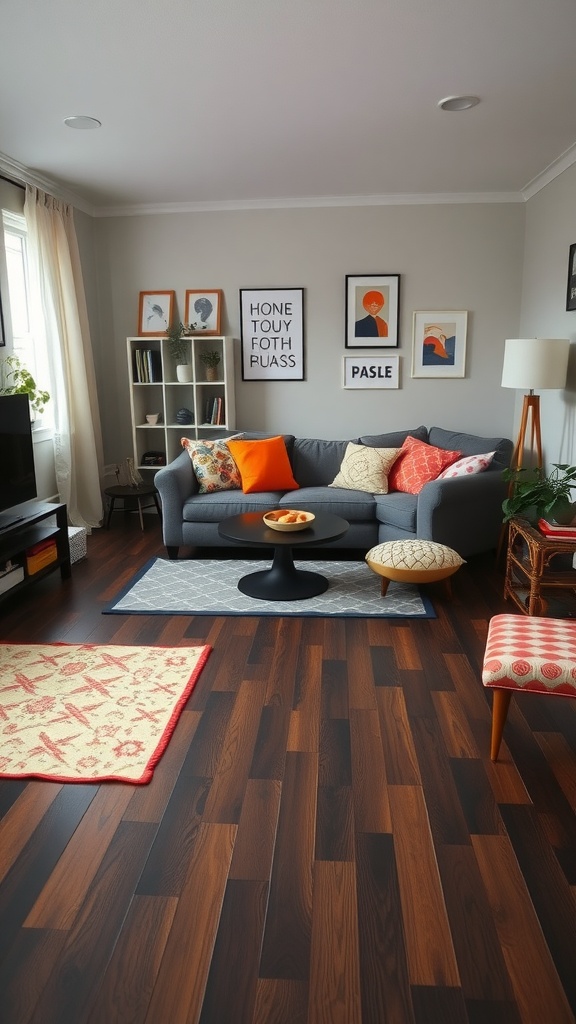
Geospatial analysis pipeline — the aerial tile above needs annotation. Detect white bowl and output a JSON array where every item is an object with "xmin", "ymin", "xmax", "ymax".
[{"xmin": 263, "ymin": 509, "xmax": 315, "ymax": 532}]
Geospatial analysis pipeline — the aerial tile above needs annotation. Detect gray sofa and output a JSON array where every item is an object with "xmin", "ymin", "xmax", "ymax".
[{"xmin": 154, "ymin": 425, "xmax": 513, "ymax": 559}]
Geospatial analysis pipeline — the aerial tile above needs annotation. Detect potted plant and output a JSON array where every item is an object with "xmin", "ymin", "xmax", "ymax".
[
  {"xmin": 199, "ymin": 350, "xmax": 221, "ymax": 381},
  {"xmin": 502, "ymin": 464, "xmax": 576, "ymax": 524},
  {"xmin": 166, "ymin": 322, "xmax": 192, "ymax": 382},
  {"xmin": 0, "ymin": 354, "xmax": 50, "ymax": 416}
]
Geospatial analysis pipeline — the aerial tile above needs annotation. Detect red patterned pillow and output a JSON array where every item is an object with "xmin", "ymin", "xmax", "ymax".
[{"xmin": 388, "ymin": 435, "xmax": 462, "ymax": 494}]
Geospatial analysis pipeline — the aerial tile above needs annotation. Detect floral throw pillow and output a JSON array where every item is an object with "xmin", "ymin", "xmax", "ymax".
[
  {"xmin": 436, "ymin": 451, "xmax": 495, "ymax": 479},
  {"xmin": 181, "ymin": 435, "xmax": 242, "ymax": 493}
]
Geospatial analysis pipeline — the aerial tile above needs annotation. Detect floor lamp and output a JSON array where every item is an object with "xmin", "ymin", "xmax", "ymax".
[{"xmin": 501, "ymin": 338, "xmax": 570, "ymax": 473}]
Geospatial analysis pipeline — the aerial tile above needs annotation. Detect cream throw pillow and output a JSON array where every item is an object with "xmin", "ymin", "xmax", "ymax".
[{"xmin": 329, "ymin": 442, "xmax": 401, "ymax": 494}]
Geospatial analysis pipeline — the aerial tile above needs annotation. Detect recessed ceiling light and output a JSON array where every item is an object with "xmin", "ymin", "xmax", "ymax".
[
  {"xmin": 64, "ymin": 115, "xmax": 102, "ymax": 129},
  {"xmin": 438, "ymin": 96, "xmax": 480, "ymax": 111}
]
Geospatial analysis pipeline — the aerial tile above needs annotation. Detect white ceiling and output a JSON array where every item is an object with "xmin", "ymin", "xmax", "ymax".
[{"xmin": 2, "ymin": 0, "xmax": 576, "ymax": 215}]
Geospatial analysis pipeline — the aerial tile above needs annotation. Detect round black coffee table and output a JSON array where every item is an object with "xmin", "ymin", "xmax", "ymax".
[{"xmin": 218, "ymin": 511, "xmax": 349, "ymax": 600}]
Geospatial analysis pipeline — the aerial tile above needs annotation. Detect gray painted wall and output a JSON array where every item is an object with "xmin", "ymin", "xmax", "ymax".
[
  {"xmin": 92, "ymin": 201, "xmax": 524, "ymax": 468},
  {"xmin": 521, "ymin": 163, "xmax": 576, "ymax": 468}
]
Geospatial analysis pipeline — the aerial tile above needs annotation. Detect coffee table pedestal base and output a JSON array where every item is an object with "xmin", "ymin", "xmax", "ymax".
[{"xmin": 237, "ymin": 546, "xmax": 329, "ymax": 601}]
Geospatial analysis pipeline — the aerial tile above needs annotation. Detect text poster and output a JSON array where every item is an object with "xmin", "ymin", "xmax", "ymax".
[{"xmin": 240, "ymin": 288, "xmax": 304, "ymax": 380}]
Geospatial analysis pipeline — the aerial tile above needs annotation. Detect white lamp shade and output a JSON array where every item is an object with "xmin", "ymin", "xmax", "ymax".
[{"xmin": 501, "ymin": 338, "xmax": 570, "ymax": 390}]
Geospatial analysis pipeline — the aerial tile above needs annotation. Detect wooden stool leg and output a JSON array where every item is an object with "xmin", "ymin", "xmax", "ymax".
[
  {"xmin": 381, "ymin": 577, "xmax": 391, "ymax": 597},
  {"xmin": 490, "ymin": 689, "xmax": 513, "ymax": 761},
  {"xmin": 106, "ymin": 497, "xmax": 115, "ymax": 530}
]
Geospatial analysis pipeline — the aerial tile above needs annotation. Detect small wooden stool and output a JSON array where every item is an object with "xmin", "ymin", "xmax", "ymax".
[
  {"xmin": 104, "ymin": 484, "xmax": 161, "ymax": 531},
  {"xmin": 482, "ymin": 613, "xmax": 576, "ymax": 760}
]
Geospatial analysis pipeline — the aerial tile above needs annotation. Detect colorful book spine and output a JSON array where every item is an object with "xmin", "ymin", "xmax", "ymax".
[{"xmin": 538, "ymin": 518, "xmax": 576, "ymax": 539}]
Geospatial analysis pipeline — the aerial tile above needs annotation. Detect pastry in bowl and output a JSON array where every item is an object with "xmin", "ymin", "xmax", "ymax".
[{"xmin": 263, "ymin": 509, "xmax": 315, "ymax": 532}]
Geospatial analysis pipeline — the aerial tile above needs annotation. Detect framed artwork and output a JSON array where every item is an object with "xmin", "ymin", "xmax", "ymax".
[
  {"xmin": 138, "ymin": 291, "xmax": 175, "ymax": 336},
  {"xmin": 566, "ymin": 243, "xmax": 576, "ymax": 311},
  {"xmin": 345, "ymin": 274, "xmax": 400, "ymax": 348},
  {"xmin": 411, "ymin": 310, "xmax": 468, "ymax": 378},
  {"xmin": 184, "ymin": 289, "xmax": 222, "ymax": 334},
  {"xmin": 240, "ymin": 287, "xmax": 304, "ymax": 380},
  {"xmin": 343, "ymin": 355, "xmax": 399, "ymax": 389}
]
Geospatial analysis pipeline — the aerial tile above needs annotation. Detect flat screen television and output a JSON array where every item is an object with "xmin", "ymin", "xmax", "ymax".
[{"xmin": 0, "ymin": 393, "xmax": 37, "ymax": 529}]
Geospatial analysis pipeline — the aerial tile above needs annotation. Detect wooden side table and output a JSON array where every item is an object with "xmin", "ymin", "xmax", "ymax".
[
  {"xmin": 104, "ymin": 484, "xmax": 161, "ymax": 532},
  {"xmin": 504, "ymin": 517, "xmax": 576, "ymax": 615}
]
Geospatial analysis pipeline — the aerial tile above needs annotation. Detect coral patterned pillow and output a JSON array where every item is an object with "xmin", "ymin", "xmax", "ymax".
[
  {"xmin": 181, "ymin": 435, "xmax": 242, "ymax": 493},
  {"xmin": 388, "ymin": 435, "xmax": 462, "ymax": 494},
  {"xmin": 437, "ymin": 451, "xmax": 495, "ymax": 479}
]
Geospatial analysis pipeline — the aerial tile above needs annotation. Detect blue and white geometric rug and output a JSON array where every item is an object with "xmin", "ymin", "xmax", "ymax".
[{"xmin": 103, "ymin": 557, "xmax": 436, "ymax": 618}]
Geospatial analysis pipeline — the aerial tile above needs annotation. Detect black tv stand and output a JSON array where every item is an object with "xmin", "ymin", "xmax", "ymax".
[
  {"xmin": 0, "ymin": 501, "xmax": 71, "ymax": 605},
  {"xmin": 0, "ymin": 514, "xmax": 25, "ymax": 531}
]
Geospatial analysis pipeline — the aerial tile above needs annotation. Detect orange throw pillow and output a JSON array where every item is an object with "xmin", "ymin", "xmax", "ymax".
[
  {"xmin": 226, "ymin": 436, "xmax": 299, "ymax": 493},
  {"xmin": 388, "ymin": 435, "xmax": 462, "ymax": 494}
]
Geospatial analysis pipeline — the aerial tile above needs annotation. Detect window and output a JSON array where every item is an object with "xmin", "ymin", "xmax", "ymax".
[{"xmin": 2, "ymin": 210, "xmax": 52, "ymax": 427}]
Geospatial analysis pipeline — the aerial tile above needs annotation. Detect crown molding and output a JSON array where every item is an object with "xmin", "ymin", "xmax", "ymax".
[
  {"xmin": 94, "ymin": 190, "xmax": 524, "ymax": 218},
  {"xmin": 0, "ymin": 152, "xmax": 96, "ymax": 216},
  {"xmin": 522, "ymin": 142, "xmax": 576, "ymax": 200}
]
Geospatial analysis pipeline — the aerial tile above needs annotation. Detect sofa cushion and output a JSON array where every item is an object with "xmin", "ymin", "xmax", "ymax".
[
  {"xmin": 359, "ymin": 425, "xmax": 428, "ymax": 448},
  {"xmin": 227, "ymin": 436, "xmax": 299, "ymax": 493},
  {"xmin": 181, "ymin": 435, "xmax": 242, "ymax": 493},
  {"xmin": 291, "ymin": 438, "xmax": 354, "ymax": 487},
  {"xmin": 388, "ymin": 435, "xmax": 461, "ymax": 494},
  {"xmin": 329, "ymin": 442, "xmax": 401, "ymax": 494},
  {"xmin": 427, "ymin": 427, "xmax": 512, "ymax": 471},
  {"xmin": 374, "ymin": 491, "xmax": 418, "ymax": 532},
  {"xmin": 280, "ymin": 486, "xmax": 375, "ymax": 521},
  {"xmin": 437, "ymin": 451, "xmax": 495, "ymax": 479},
  {"xmin": 183, "ymin": 489, "xmax": 285, "ymax": 523}
]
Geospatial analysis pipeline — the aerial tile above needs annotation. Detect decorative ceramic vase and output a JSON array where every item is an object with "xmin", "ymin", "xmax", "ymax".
[
  {"xmin": 176, "ymin": 408, "xmax": 194, "ymax": 425},
  {"xmin": 176, "ymin": 364, "xmax": 193, "ymax": 383}
]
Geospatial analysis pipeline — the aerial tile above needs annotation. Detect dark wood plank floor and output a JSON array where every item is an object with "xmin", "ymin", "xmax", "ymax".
[{"xmin": 0, "ymin": 516, "xmax": 574, "ymax": 1024}]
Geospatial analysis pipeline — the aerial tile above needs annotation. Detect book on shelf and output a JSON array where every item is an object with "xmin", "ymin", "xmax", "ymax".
[
  {"xmin": 133, "ymin": 348, "xmax": 161, "ymax": 383},
  {"xmin": 538, "ymin": 518, "xmax": 576, "ymax": 539},
  {"xmin": 203, "ymin": 396, "xmax": 225, "ymax": 425}
]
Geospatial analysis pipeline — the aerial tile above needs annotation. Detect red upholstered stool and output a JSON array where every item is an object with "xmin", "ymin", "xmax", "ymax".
[{"xmin": 482, "ymin": 613, "xmax": 576, "ymax": 761}]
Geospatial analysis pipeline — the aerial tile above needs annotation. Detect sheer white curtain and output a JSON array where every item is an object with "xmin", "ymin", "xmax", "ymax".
[{"xmin": 24, "ymin": 185, "xmax": 104, "ymax": 529}]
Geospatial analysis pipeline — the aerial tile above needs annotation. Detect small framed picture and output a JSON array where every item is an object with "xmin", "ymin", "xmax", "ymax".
[
  {"xmin": 345, "ymin": 274, "xmax": 400, "ymax": 348},
  {"xmin": 411, "ymin": 310, "xmax": 468, "ymax": 378},
  {"xmin": 138, "ymin": 291, "xmax": 175, "ymax": 336},
  {"xmin": 566, "ymin": 243, "xmax": 576, "ymax": 311},
  {"xmin": 343, "ymin": 355, "xmax": 399, "ymax": 389},
  {"xmin": 184, "ymin": 290, "xmax": 222, "ymax": 334}
]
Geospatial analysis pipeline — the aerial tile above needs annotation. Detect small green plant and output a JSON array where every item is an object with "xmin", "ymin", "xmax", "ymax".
[
  {"xmin": 166, "ymin": 322, "xmax": 190, "ymax": 364},
  {"xmin": 0, "ymin": 354, "xmax": 50, "ymax": 414},
  {"xmin": 502, "ymin": 464, "xmax": 576, "ymax": 523},
  {"xmin": 199, "ymin": 350, "xmax": 221, "ymax": 368}
]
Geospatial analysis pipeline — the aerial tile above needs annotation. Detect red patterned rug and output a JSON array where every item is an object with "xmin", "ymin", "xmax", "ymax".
[{"xmin": 0, "ymin": 642, "xmax": 211, "ymax": 784}]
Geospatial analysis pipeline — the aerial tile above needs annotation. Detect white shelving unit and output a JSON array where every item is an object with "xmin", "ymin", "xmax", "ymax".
[{"xmin": 126, "ymin": 335, "xmax": 236, "ymax": 473}]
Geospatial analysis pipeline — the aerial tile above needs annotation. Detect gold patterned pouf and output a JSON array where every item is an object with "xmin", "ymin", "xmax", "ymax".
[{"xmin": 365, "ymin": 539, "xmax": 465, "ymax": 596}]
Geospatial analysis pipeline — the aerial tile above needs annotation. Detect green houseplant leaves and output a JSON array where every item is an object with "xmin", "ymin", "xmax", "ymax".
[{"xmin": 502, "ymin": 464, "xmax": 576, "ymax": 524}]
